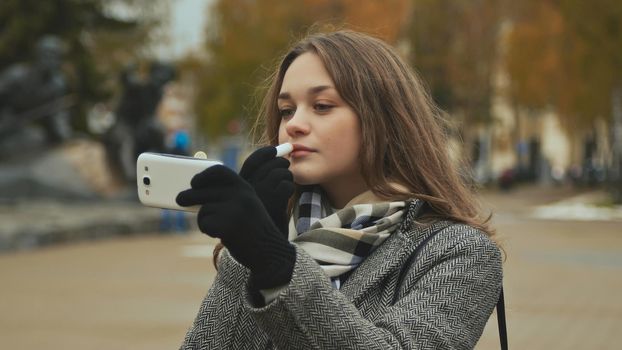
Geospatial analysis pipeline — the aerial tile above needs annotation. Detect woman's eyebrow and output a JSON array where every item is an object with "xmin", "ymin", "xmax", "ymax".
[
  {"xmin": 308, "ymin": 85, "xmax": 333, "ymax": 95},
  {"xmin": 278, "ymin": 85, "xmax": 335, "ymax": 100}
]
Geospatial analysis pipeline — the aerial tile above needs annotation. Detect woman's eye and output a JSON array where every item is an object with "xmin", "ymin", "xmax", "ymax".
[
  {"xmin": 314, "ymin": 103, "xmax": 334, "ymax": 112},
  {"xmin": 279, "ymin": 108, "xmax": 294, "ymax": 118}
]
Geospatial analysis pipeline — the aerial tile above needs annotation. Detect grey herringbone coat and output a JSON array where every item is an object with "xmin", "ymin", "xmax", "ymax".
[{"xmin": 181, "ymin": 200, "xmax": 503, "ymax": 349}]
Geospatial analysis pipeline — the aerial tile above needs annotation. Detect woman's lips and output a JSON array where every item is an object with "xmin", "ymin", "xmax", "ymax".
[{"xmin": 291, "ymin": 144, "xmax": 315, "ymax": 158}]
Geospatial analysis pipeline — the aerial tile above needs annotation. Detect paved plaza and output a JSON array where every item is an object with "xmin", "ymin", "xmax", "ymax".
[
  {"xmin": 0, "ymin": 185, "xmax": 620, "ymax": 349},
  {"xmin": 477, "ymin": 187, "xmax": 622, "ymax": 350}
]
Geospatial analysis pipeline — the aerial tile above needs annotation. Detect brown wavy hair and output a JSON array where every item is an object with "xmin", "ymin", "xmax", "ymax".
[{"xmin": 214, "ymin": 29, "xmax": 496, "ymax": 266}]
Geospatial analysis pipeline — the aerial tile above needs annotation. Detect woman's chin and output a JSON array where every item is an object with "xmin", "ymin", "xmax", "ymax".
[
  {"xmin": 291, "ymin": 172, "xmax": 318, "ymax": 186},
  {"xmin": 293, "ymin": 177, "xmax": 315, "ymax": 186}
]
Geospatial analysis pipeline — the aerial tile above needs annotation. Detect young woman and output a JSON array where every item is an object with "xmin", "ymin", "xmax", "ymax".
[{"xmin": 176, "ymin": 30, "xmax": 503, "ymax": 349}]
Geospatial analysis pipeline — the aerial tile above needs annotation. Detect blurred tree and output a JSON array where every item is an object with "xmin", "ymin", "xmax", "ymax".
[
  {"xmin": 559, "ymin": 0, "xmax": 622, "ymax": 201},
  {"xmin": 505, "ymin": 0, "xmax": 622, "ymax": 131},
  {"xmin": 405, "ymin": 0, "xmax": 454, "ymax": 110},
  {"xmin": 505, "ymin": 0, "xmax": 622, "ymax": 200},
  {"xmin": 190, "ymin": 0, "xmax": 410, "ymax": 139},
  {"xmin": 503, "ymin": 0, "xmax": 571, "ymax": 162},
  {"xmin": 405, "ymin": 0, "xmax": 503, "ymax": 124},
  {"xmin": 191, "ymin": 0, "xmax": 304, "ymax": 140},
  {"xmin": 505, "ymin": 1, "xmax": 580, "ymax": 126},
  {"xmin": 0, "ymin": 0, "xmax": 163, "ymax": 131},
  {"xmin": 559, "ymin": 0, "xmax": 622, "ymax": 126},
  {"xmin": 338, "ymin": 0, "xmax": 411, "ymax": 43}
]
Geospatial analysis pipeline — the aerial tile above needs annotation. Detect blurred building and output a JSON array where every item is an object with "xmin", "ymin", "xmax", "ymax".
[
  {"xmin": 156, "ymin": 82, "xmax": 194, "ymax": 133},
  {"xmin": 466, "ymin": 21, "xmax": 612, "ymax": 186}
]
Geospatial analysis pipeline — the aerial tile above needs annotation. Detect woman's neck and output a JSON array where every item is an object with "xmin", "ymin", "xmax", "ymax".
[{"xmin": 321, "ymin": 175, "xmax": 369, "ymax": 209}]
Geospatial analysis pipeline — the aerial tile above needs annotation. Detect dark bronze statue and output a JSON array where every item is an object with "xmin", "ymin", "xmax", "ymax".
[
  {"xmin": 0, "ymin": 35, "xmax": 72, "ymax": 159},
  {"xmin": 104, "ymin": 61, "xmax": 176, "ymax": 181}
]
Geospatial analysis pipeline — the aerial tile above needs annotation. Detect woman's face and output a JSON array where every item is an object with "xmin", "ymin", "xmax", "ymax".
[{"xmin": 277, "ymin": 53, "xmax": 364, "ymax": 202}]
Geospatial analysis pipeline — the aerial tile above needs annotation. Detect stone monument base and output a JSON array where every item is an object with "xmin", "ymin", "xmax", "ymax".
[{"xmin": 0, "ymin": 138, "xmax": 128, "ymax": 201}]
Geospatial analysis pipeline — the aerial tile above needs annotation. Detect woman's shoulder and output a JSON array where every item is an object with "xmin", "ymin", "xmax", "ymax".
[
  {"xmin": 435, "ymin": 221, "xmax": 501, "ymax": 256},
  {"xmin": 399, "ymin": 216, "xmax": 501, "ymax": 266},
  {"xmin": 400, "ymin": 199, "xmax": 500, "ymax": 252},
  {"xmin": 395, "ymin": 219, "xmax": 503, "ymax": 288}
]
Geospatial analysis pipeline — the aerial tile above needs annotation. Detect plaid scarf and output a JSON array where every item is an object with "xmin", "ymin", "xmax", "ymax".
[{"xmin": 290, "ymin": 186, "xmax": 406, "ymax": 288}]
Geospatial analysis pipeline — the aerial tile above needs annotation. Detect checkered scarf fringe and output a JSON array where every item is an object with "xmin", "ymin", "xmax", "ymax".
[{"xmin": 290, "ymin": 186, "xmax": 406, "ymax": 288}]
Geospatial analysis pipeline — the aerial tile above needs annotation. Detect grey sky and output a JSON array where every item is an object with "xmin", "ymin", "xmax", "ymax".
[{"xmin": 163, "ymin": 0, "xmax": 212, "ymax": 59}]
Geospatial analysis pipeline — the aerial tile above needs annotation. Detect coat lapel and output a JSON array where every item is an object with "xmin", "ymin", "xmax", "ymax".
[
  {"xmin": 339, "ymin": 228, "xmax": 413, "ymax": 304},
  {"xmin": 340, "ymin": 199, "xmax": 427, "ymax": 304}
]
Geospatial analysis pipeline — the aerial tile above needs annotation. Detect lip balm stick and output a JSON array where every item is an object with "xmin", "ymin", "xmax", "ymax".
[
  {"xmin": 275, "ymin": 142, "xmax": 293, "ymax": 157},
  {"xmin": 193, "ymin": 151, "xmax": 208, "ymax": 159}
]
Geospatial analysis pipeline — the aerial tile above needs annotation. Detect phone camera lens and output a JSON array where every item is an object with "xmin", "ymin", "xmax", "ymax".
[{"xmin": 143, "ymin": 176, "xmax": 151, "ymax": 186}]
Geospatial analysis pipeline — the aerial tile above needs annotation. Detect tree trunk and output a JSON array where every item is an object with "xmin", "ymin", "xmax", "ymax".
[{"xmin": 611, "ymin": 85, "xmax": 622, "ymax": 203}]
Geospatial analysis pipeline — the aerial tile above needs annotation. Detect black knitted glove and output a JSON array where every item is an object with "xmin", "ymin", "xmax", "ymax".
[
  {"xmin": 239, "ymin": 146, "xmax": 294, "ymax": 237},
  {"xmin": 176, "ymin": 165, "xmax": 295, "ymax": 289}
]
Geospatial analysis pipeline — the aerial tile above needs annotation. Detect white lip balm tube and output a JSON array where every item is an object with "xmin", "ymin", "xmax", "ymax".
[{"xmin": 275, "ymin": 142, "xmax": 293, "ymax": 157}]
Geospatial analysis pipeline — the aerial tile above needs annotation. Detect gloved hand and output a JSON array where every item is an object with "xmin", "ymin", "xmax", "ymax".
[
  {"xmin": 239, "ymin": 146, "xmax": 294, "ymax": 237},
  {"xmin": 176, "ymin": 165, "xmax": 295, "ymax": 289}
]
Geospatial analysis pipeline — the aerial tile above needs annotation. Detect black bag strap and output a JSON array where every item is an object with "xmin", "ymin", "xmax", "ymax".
[
  {"xmin": 497, "ymin": 287, "xmax": 508, "ymax": 350},
  {"xmin": 393, "ymin": 225, "xmax": 508, "ymax": 349}
]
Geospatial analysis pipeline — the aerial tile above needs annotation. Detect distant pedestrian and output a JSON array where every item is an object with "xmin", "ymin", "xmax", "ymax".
[
  {"xmin": 177, "ymin": 30, "xmax": 503, "ymax": 349},
  {"xmin": 160, "ymin": 130, "xmax": 191, "ymax": 233},
  {"xmin": 168, "ymin": 129, "xmax": 190, "ymax": 156}
]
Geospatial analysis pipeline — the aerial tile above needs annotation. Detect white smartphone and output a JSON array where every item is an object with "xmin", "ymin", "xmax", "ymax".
[{"xmin": 136, "ymin": 152, "xmax": 222, "ymax": 212}]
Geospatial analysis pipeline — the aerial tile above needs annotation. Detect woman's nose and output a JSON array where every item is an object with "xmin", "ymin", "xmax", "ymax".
[{"xmin": 285, "ymin": 109, "xmax": 310, "ymax": 137}]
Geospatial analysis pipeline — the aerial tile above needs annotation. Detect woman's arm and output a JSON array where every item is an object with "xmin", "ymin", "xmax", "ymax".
[
  {"xmin": 180, "ymin": 251, "xmax": 268, "ymax": 349},
  {"xmin": 246, "ymin": 228, "xmax": 502, "ymax": 349}
]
